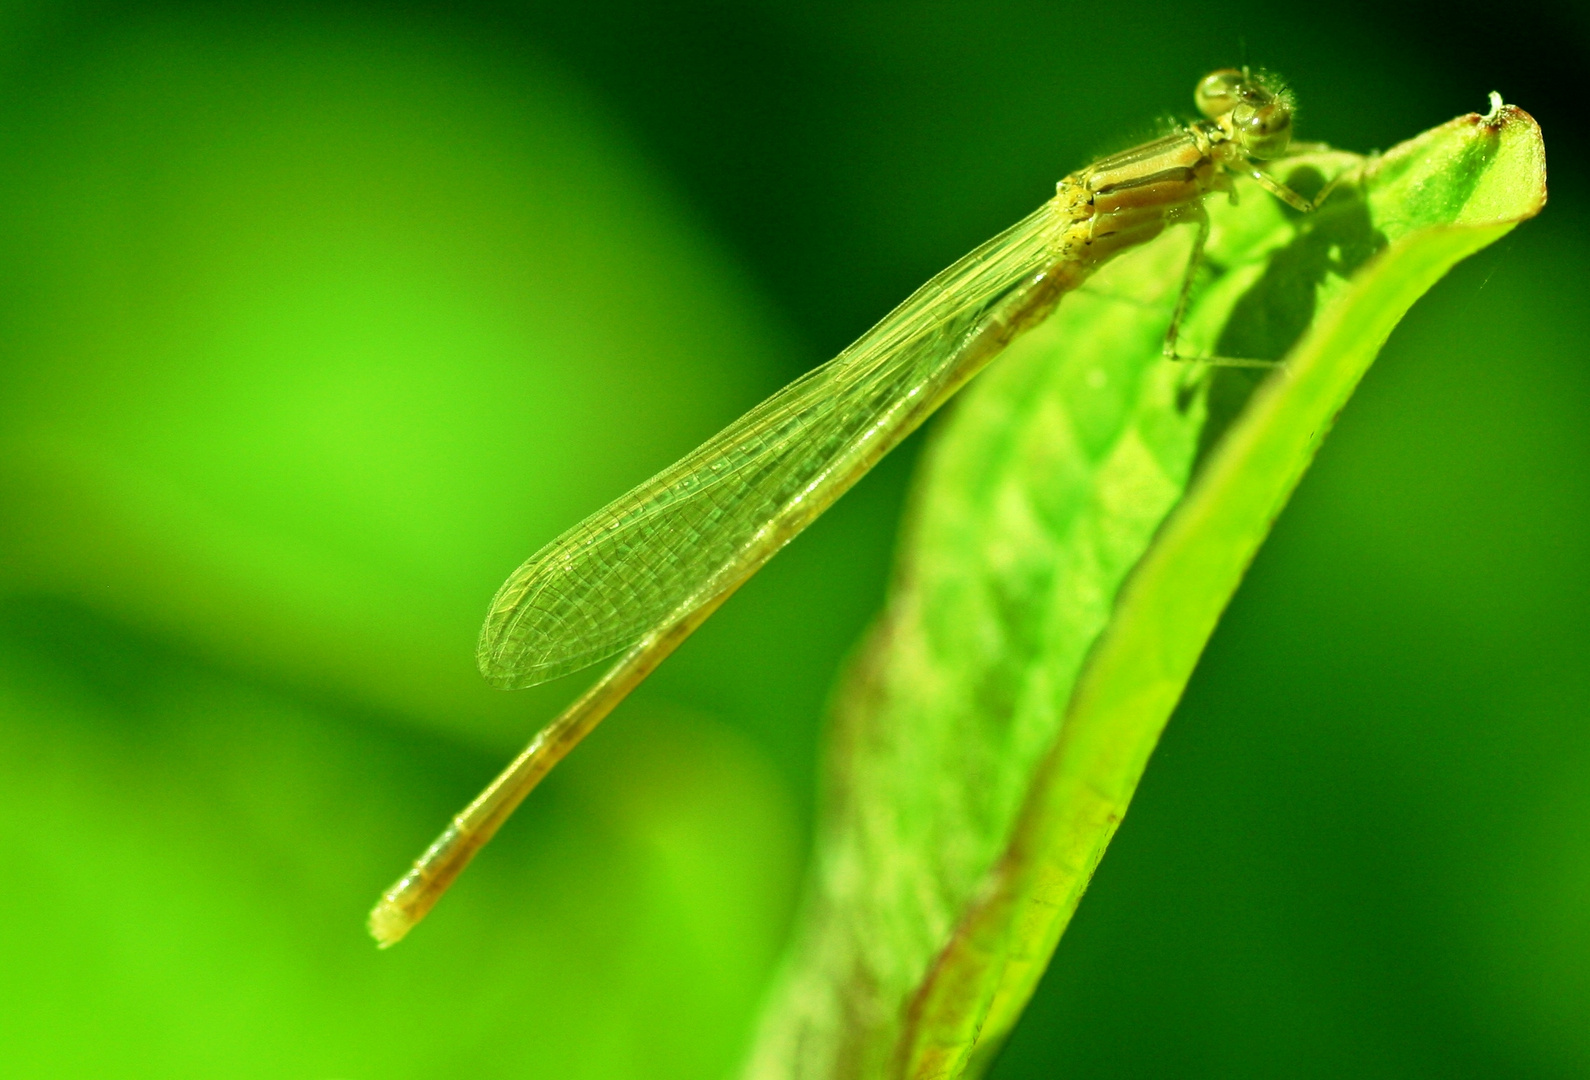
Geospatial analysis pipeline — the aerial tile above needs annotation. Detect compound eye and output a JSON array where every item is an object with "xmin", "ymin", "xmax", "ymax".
[
  {"xmin": 1233, "ymin": 99, "xmax": 1293, "ymax": 159},
  {"xmin": 1195, "ymin": 69, "xmax": 1246, "ymax": 119}
]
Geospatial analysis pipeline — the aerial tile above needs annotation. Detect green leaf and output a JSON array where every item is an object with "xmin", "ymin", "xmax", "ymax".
[{"xmin": 743, "ymin": 103, "xmax": 1547, "ymax": 1079}]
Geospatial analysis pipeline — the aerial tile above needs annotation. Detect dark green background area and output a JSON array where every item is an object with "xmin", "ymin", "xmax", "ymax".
[{"xmin": 0, "ymin": 1, "xmax": 1583, "ymax": 1076}]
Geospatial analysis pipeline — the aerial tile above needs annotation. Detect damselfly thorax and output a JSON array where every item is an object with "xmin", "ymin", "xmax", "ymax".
[
  {"xmin": 1065, "ymin": 130, "xmax": 1229, "ymax": 257},
  {"xmin": 1047, "ymin": 68, "xmax": 1327, "ymax": 364}
]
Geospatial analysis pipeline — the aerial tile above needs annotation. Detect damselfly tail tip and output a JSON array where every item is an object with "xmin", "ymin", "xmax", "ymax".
[
  {"xmin": 369, "ymin": 821, "xmax": 473, "ymax": 948},
  {"xmin": 368, "ymin": 890, "xmax": 416, "ymax": 949}
]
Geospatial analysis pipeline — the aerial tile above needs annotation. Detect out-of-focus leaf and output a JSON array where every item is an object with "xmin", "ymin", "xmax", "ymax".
[
  {"xmin": 0, "ymin": 15, "xmax": 803, "ymax": 1078},
  {"xmin": 0, "ymin": 18, "xmax": 788, "ymax": 748},
  {"xmin": 743, "ymin": 104, "xmax": 1546, "ymax": 1079},
  {"xmin": 0, "ymin": 597, "xmax": 796, "ymax": 1078}
]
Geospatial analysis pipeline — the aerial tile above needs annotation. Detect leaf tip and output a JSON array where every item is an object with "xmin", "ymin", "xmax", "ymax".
[{"xmin": 1467, "ymin": 93, "xmax": 1548, "ymax": 222}]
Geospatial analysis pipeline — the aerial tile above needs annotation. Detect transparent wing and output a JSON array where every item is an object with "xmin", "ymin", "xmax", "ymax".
[{"xmin": 478, "ymin": 199, "xmax": 1064, "ymax": 688}]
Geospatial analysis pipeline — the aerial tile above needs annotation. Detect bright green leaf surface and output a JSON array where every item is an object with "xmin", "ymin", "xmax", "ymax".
[{"xmin": 745, "ymin": 106, "xmax": 1546, "ymax": 1080}]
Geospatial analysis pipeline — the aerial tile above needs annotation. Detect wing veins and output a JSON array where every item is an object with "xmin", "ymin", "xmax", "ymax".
[{"xmin": 479, "ymin": 201, "xmax": 1063, "ymax": 687}]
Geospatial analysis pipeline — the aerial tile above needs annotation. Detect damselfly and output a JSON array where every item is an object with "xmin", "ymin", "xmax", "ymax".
[{"xmin": 370, "ymin": 67, "xmax": 1348, "ymax": 946}]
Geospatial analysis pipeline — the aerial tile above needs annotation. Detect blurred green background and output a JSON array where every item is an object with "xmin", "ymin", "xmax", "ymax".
[{"xmin": 0, "ymin": 1, "xmax": 1583, "ymax": 1076}]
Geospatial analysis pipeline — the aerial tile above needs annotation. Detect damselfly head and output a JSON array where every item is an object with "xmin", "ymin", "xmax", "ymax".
[{"xmin": 1194, "ymin": 67, "xmax": 1295, "ymax": 160}]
